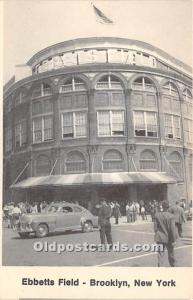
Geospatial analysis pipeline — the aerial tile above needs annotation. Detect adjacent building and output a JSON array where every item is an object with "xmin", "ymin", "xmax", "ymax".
[{"xmin": 3, "ymin": 37, "xmax": 193, "ymax": 213}]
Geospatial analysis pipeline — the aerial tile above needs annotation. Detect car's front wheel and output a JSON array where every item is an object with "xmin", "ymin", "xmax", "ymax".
[
  {"xmin": 36, "ymin": 223, "xmax": 49, "ymax": 238},
  {"xmin": 82, "ymin": 221, "xmax": 93, "ymax": 233},
  {"xmin": 19, "ymin": 232, "xmax": 30, "ymax": 238}
]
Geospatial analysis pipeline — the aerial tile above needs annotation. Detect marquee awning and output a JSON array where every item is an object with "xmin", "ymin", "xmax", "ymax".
[{"xmin": 11, "ymin": 172, "xmax": 176, "ymax": 189}]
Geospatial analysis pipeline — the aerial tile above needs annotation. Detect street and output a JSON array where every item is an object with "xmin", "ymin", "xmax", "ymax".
[{"xmin": 2, "ymin": 218, "xmax": 192, "ymax": 267}]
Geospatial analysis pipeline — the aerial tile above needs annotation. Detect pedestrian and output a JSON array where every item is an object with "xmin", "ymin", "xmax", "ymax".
[
  {"xmin": 179, "ymin": 198, "xmax": 186, "ymax": 210},
  {"xmin": 11, "ymin": 204, "xmax": 22, "ymax": 230},
  {"xmin": 31, "ymin": 202, "xmax": 38, "ymax": 213},
  {"xmin": 98, "ymin": 198, "xmax": 113, "ymax": 248},
  {"xmin": 25, "ymin": 201, "xmax": 32, "ymax": 213},
  {"xmin": 37, "ymin": 202, "xmax": 41, "ymax": 213},
  {"xmin": 7, "ymin": 202, "xmax": 14, "ymax": 228},
  {"xmin": 113, "ymin": 201, "xmax": 121, "ymax": 224},
  {"xmin": 150, "ymin": 200, "xmax": 156, "ymax": 222},
  {"xmin": 126, "ymin": 202, "xmax": 133, "ymax": 222},
  {"xmin": 168, "ymin": 200, "xmax": 186, "ymax": 237},
  {"xmin": 154, "ymin": 201, "xmax": 177, "ymax": 267},
  {"xmin": 141, "ymin": 205, "xmax": 146, "ymax": 220},
  {"xmin": 134, "ymin": 202, "xmax": 140, "ymax": 220}
]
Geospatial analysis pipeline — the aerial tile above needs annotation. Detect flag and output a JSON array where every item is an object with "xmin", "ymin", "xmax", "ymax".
[{"xmin": 92, "ymin": 3, "xmax": 114, "ymax": 25}]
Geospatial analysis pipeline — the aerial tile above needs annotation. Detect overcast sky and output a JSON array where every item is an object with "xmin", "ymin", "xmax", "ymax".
[{"xmin": 3, "ymin": 0, "xmax": 192, "ymax": 84}]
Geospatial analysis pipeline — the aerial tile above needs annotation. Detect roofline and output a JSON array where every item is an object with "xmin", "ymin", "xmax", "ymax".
[{"xmin": 27, "ymin": 36, "xmax": 192, "ymax": 72}]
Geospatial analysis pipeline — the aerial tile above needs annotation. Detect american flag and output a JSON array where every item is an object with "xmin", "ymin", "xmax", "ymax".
[{"xmin": 92, "ymin": 3, "xmax": 114, "ymax": 25}]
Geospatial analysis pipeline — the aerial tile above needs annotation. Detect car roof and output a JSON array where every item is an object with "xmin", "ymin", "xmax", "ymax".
[{"xmin": 48, "ymin": 202, "xmax": 84, "ymax": 208}]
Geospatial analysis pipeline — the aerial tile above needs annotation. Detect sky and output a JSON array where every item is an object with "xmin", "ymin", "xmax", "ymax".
[{"xmin": 3, "ymin": 0, "xmax": 193, "ymax": 84}]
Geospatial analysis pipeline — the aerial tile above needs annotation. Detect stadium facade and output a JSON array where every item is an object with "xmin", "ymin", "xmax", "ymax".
[{"xmin": 3, "ymin": 37, "xmax": 193, "ymax": 213}]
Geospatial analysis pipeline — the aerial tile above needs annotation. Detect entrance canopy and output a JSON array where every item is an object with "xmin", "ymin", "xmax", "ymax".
[{"xmin": 11, "ymin": 172, "xmax": 176, "ymax": 189}]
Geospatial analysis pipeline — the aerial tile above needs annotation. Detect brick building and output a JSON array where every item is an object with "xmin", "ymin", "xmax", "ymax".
[{"xmin": 3, "ymin": 37, "xmax": 193, "ymax": 213}]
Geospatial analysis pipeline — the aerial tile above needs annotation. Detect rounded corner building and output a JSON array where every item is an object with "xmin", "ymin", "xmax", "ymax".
[{"xmin": 3, "ymin": 37, "xmax": 193, "ymax": 213}]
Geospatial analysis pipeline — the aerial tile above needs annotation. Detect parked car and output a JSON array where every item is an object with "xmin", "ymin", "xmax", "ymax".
[{"xmin": 16, "ymin": 202, "xmax": 98, "ymax": 238}]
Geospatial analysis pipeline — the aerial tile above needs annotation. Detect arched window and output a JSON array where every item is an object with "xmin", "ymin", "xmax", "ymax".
[
  {"xmin": 95, "ymin": 75, "xmax": 123, "ymax": 90},
  {"xmin": 32, "ymin": 83, "xmax": 52, "ymax": 98},
  {"xmin": 60, "ymin": 77, "xmax": 86, "ymax": 93},
  {"xmin": 162, "ymin": 82, "xmax": 179, "ymax": 97},
  {"xmin": 132, "ymin": 76, "xmax": 156, "ymax": 92},
  {"xmin": 182, "ymin": 88, "xmax": 192, "ymax": 102},
  {"xmin": 139, "ymin": 150, "xmax": 158, "ymax": 171},
  {"xmin": 103, "ymin": 150, "xmax": 124, "ymax": 171},
  {"xmin": 132, "ymin": 77, "xmax": 157, "ymax": 108},
  {"xmin": 182, "ymin": 88, "xmax": 192, "ymax": 116},
  {"xmin": 169, "ymin": 152, "xmax": 183, "ymax": 178},
  {"xmin": 162, "ymin": 82, "xmax": 180, "ymax": 112},
  {"xmin": 66, "ymin": 151, "xmax": 86, "ymax": 173},
  {"xmin": 35, "ymin": 155, "xmax": 51, "ymax": 176}
]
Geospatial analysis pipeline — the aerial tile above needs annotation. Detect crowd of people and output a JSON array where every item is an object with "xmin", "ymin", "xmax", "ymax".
[
  {"xmin": 2, "ymin": 196, "xmax": 190, "ymax": 266},
  {"xmin": 3, "ymin": 197, "xmax": 188, "ymax": 230},
  {"xmin": 3, "ymin": 201, "xmax": 48, "ymax": 229},
  {"xmin": 97, "ymin": 198, "xmax": 188, "ymax": 266}
]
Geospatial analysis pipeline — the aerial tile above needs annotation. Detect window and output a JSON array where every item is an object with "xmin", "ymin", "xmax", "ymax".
[
  {"xmin": 103, "ymin": 150, "xmax": 124, "ymax": 171},
  {"xmin": 134, "ymin": 111, "xmax": 158, "ymax": 137},
  {"xmin": 162, "ymin": 82, "xmax": 180, "ymax": 111},
  {"xmin": 15, "ymin": 121, "xmax": 27, "ymax": 148},
  {"xmin": 169, "ymin": 152, "xmax": 183, "ymax": 178},
  {"xmin": 32, "ymin": 83, "xmax": 52, "ymax": 98},
  {"xmin": 132, "ymin": 77, "xmax": 156, "ymax": 92},
  {"xmin": 32, "ymin": 99, "xmax": 53, "ymax": 116},
  {"xmin": 61, "ymin": 112, "xmax": 87, "ymax": 138},
  {"xmin": 33, "ymin": 116, "xmax": 53, "ymax": 143},
  {"xmin": 96, "ymin": 75, "xmax": 122, "ymax": 90},
  {"xmin": 60, "ymin": 94, "xmax": 88, "ymax": 109},
  {"xmin": 182, "ymin": 88, "xmax": 192, "ymax": 115},
  {"xmin": 74, "ymin": 206, "xmax": 82, "ymax": 213},
  {"xmin": 60, "ymin": 77, "xmax": 86, "ymax": 93},
  {"xmin": 162, "ymin": 82, "xmax": 179, "ymax": 97},
  {"xmin": 15, "ymin": 91, "xmax": 26, "ymax": 106},
  {"xmin": 184, "ymin": 118, "xmax": 193, "ymax": 144},
  {"xmin": 35, "ymin": 155, "xmax": 51, "ymax": 176},
  {"xmin": 5, "ymin": 127, "xmax": 12, "ymax": 152},
  {"xmin": 66, "ymin": 151, "xmax": 86, "ymax": 173},
  {"xmin": 97, "ymin": 110, "xmax": 125, "ymax": 136},
  {"xmin": 182, "ymin": 88, "xmax": 192, "ymax": 102},
  {"xmin": 140, "ymin": 150, "xmax": 158, "ymax": 171},
  {"xmin": 61, "ymin": 206, "xmax": 73, "ymax": 213},
  {"xmin": 164, "ymin": 114, "xmax": 181, "ymax": 139}
]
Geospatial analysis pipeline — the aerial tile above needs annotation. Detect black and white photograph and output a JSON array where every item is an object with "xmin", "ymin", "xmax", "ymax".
[{"xmin": 2, "ymin": 0, "xmax": 192, "ymax": 267}]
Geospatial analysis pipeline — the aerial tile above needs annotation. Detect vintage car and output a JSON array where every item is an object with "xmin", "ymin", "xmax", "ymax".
[{"xmin": 16, "ymin": 202, "xmax": 98, "ymax": 238}]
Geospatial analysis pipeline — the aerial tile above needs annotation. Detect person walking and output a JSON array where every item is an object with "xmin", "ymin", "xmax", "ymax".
[
  {"xmin": 11, "ymin": 204, "xmax": 22, "ymax": 230},
  {"xmin": 154, "ymin": 201, "xmax": 177, "ymax": 267},
  {"xmin": 126, "ymin": 202, "xmax": 134, "ymax": 222},
  {"xmin": 98, "ymin": 198, "xmax": 113, "ymax": 248},
  {"xmin": 113, "ymin": 201, "xmax": 121, "ymax": 224},
  {"xmin": 134, "ymin": 202, "xmax": 140, "ymax": 221},
  {"xmin": 141, "ymin": 205, "xmax": 146, "ymax": 220},
  {"xmin": 168, "ymin": 200, "xmax": 186, "ymax": 237}
]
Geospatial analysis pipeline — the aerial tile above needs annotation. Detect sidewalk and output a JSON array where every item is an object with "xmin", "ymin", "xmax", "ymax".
[{"xmin": 111, "ymin": 215, "xmax": 152, "ymax": 226}]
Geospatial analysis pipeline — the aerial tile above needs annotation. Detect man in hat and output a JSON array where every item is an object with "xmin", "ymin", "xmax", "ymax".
[
  {"xmin": 98, "ymin": 198, "xmax": 113, "ymax": 248},
  {"xmin": 154, "ymin": 200, "xmax": 177, "ymax": 267},
  {"xmin": 168, "ymin": 200, "xmax": 186, "ymax": 237}
]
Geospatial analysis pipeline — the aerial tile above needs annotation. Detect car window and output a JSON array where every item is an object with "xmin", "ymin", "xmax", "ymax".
[
  {"xmin": 47, "ymin": 205, "xmax": 57, "ymax": 212},
  {"xmin": 62, "ymin": 206, "xmax": 73, "ymax": 213},
  {"xmin": 74, "ymin": 206, "xmax": 82, "ymax": 213}
]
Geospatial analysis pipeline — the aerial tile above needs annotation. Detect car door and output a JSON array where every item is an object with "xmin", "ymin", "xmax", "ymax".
[{"xmin": 56, "ymin": 205, "xmax": 75, "ymax": 230}]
